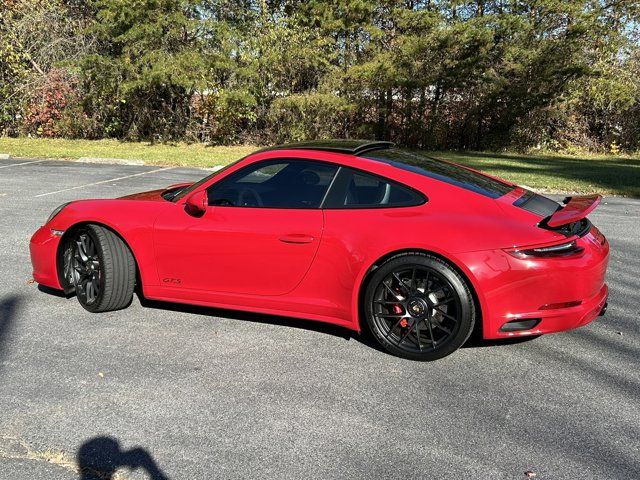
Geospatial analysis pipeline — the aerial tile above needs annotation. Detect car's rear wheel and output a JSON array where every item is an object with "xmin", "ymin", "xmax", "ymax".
[
  {"xmin": 364, "ymin": 254, "xmax": 475, "ymax": 361},
  {"xmin": 64, "ymin": 225, "xmax": 136, "ymax": 313}
]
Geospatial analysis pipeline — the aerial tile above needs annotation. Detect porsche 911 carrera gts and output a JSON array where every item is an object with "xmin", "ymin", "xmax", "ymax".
[{"xmin": 30, "ymin": 140, "xmax": 609, "ymax": 360}]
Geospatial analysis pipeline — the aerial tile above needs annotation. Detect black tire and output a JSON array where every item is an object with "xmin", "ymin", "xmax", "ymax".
[
  {"xmin": 364, "ymin": 253, "xmax": 475, "ymax": 361},
  {"xmin": 65, "ymin": 224, "xmax": 136, "ymax": 313}
]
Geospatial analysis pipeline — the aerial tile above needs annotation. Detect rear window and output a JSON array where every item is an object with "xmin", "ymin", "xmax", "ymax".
[
  {"xmin": 341, "ymin": 170, "xmax": 424, "ymax": 208},
  {"xmin": 363, "ymin": 149, "xmax": 514, "ymax": 199}
]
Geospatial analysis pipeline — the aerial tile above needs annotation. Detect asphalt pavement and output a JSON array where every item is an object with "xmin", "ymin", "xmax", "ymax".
[{"xmin": 0, "ymin": 158, "xmax": 638, "ymax": 479}]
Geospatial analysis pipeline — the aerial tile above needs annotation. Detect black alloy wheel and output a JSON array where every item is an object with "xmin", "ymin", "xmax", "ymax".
[
  {"xmin": 63, "ymin": 224, "xmax": 136, "ymax": 313},
  {"xmin": 68, "ymin": 230, "xmax": 102, "ymax": 306},
  {"xmin": 364, "ymin": 254, "xmax": 475, "ymax": 361}
]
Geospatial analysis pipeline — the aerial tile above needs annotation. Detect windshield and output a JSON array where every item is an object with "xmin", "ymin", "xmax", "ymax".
[
  {"xmin": 172, "ymin": 160, "xmax": 242, "ymax": 202},
  {"xmin": 363, "ymin": 149, "xmax": 514, "ymax": 199}
]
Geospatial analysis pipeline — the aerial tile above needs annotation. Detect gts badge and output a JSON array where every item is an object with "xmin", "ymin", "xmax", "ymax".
[{"xmin": 163, "ymin": 278, "xmax": 182, "ymax": 285}]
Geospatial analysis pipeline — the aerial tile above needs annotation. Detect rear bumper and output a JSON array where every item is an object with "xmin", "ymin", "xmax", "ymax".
[
  {"xmin": 495, "ymin": 283, "xmax": 608, "ymax": 338},
  {"xmin": 458, "ymin": 226, "xmax": 610, "ymax": 339},
  {"xmin": 30, "ymin": 225, "xmax": 63, "ymax": 290}
]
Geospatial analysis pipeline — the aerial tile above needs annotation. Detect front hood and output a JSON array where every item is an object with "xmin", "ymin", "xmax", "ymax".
[
  {"xmin": 119, "ymin": 188, "xmax": 165, "ymax": 201},
  {"xmin": 118, "ymin": 182, "xmax": 193, "ymax": 202}
]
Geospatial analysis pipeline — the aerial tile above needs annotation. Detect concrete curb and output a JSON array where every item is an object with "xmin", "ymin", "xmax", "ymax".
[
  {"xmin": 76, "ymin": 157, "xmax": 144, "ymax": 166},
  {"xmin": 75, "ymin": 157, "xmax": 222, "ymax": 171},
  {"xmin": 0, "ymin": 153, "xmax": 10, "ymax": 160}
]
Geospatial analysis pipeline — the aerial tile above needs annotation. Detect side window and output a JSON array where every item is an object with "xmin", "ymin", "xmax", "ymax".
[
  {"xmin": 235, "ymin": 163, "xmax": 287, "ymax": 184},
  {"xmin": 207, "ymin": 159, "xmax": 339, "ymax": 208},
  {"xmin": 326, "ymin": 168, "xmax": 425, "ymax": 208}
]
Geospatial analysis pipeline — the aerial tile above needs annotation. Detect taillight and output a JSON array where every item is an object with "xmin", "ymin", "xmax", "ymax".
[
  {"xmin": 506, "ymin": 240, "xmax": 584, "ymax": 259},
  {"xmin": 591, "ymin": 226, "xmax": 606, "ymax": 246}
]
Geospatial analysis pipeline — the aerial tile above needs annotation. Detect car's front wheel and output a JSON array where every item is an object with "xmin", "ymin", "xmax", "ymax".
[
  {"xmin": 63, "ymin": 224, "xmax": 136, "ymax": 313},
  {"xmin": 364, "ymin": 253, "xmax": 475, "ymax": 361}
]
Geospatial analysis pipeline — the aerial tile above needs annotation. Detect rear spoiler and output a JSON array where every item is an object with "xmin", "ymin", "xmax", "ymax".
[{"xmin": 545, "ymin": 195, "xmax": 602, "ymax": 228}]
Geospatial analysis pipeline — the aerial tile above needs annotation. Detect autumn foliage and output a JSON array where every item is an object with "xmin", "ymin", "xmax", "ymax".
[{"xmin": 2, "ymin": 1, "xmax": 640, "ymax": 152}]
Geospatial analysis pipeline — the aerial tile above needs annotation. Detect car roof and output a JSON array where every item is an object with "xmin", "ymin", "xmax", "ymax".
[
  {"xmin": 258, "ymin": 139, "xmax": 394, "ymax": 156},
  {"xmin": 256, "ymin": 140, "xmax": 514, "ymax": 199}
]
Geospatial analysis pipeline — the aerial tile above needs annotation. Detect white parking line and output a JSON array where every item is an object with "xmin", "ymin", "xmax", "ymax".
[
  {"xmin": 0, "ymin": 159, "xmax": 48, "ymax": 169},
  {"xmin": 35, "ymin": 167, "xmax": 174, "ymax": 197}
]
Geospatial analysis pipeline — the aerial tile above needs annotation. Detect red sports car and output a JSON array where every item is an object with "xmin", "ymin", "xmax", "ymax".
[{"xmin": 30, "ymin": 140, "xmax": 609, "ymax": 360}]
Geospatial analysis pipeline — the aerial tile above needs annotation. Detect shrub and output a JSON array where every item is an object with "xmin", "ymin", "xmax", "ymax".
[
  {"xmin": 22, "ymin": 68, "xmax": 93, "ymax": 138},
  {"xmin": 189, "ymin": 89, "xmax": 257, "ymax": 144},
  {"xmin": 267, "ymin": 93, "xmax": 355, "ymax": 143}
]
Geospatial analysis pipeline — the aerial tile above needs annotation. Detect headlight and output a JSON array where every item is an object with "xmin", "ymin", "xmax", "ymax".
[{"xmin": 46, "ymin": 202, "xmax": 71, "ymax": 224}]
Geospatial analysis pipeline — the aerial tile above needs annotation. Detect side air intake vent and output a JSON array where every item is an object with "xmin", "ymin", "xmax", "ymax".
[
  {"xmin": 513, "ymin": 191, "xmax": 560, "ymax": 217},
  {"xmin": 499, "ymin": 318, "xmax": 541, "ymax": 332}
]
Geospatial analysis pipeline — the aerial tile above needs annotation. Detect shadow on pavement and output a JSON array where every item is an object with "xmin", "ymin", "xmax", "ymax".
[
  {"xmin": 77, "ymin": 437, "xmax": 169, "ymax": 480},
  {"xmin": 138, "ymin": 294, "xmax": 356, "ymax": 341},
  {"xmin": 35, "ymin": 284, "xmax": 537, "ymax": 357},
  {"xmin": 0, "ymin": 295, "xmax": 19, "ymax": 371},
  {"xmin": 462, "ymin": 323, "xmax": 540, "ymax": 349},
  {"xmin": 138, "ymin": 294, "xmax": 534, "ymax": 355},
  {"xmin": 38, "ymin": 284, "xmax": 73, "ymax": 298}
]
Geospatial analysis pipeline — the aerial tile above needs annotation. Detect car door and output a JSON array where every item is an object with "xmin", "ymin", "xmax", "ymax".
[{"xmin": 153, "ymin": 159, "xmax": 339, "ymax": 296}]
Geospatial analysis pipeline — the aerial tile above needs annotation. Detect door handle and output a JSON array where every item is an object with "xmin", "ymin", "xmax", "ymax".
[{"xmin": 279, "ymin": 234, "xmax": 315, "ymax": 244}]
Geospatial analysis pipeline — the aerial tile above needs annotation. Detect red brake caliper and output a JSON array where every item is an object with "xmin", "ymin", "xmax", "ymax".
[{"xmin": 393, "ymin": 305, "xmax": 408, "ymax": 328}]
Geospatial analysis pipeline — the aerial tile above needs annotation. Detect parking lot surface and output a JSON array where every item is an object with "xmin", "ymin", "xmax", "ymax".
[{"xmin": 0, "ymin": 158, "xmax": 638, "ymax": 479}]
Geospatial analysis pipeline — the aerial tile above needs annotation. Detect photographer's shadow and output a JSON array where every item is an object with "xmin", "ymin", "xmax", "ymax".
[{"xmin": 78, "ymin": 437, "xmax": 168, "ymax": 480}]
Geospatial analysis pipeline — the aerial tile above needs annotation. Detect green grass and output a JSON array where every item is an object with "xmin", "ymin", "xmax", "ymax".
[
  {"xmin": 429, "ymin": 151, "xmax": 640, "ymax": 197},
  {"xmin": 1, "ymin": 137, "xmax": 638, "ymax": 196},
  {"xmin": 0, "ymin": 137, "xmax": 255, "ymax": 168}
]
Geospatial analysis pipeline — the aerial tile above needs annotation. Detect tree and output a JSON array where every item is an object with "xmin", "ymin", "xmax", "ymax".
[
  {"xmin": 79, "ymin": 0, "xmax": 204, "ymax": 139},
  {"xmin": 2, "ymin": 0, "xmax": 640, "ymax": 151},
  {"xmin": 1, "ymin": 0, "xmax": 94, "ymax": 135}
]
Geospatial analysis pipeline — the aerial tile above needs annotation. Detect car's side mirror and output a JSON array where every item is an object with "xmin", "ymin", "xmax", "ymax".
[{"xmin": 185, "ymin": 190, "xmax": 208, "ymax": 215}]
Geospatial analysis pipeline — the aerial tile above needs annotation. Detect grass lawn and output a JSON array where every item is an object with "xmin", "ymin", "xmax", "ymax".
[
  {"xmin": 1, "ymin": 137, "xmax": 638, "ymax": 197},
  {"xmin": 429, "ymin": 151, "xmax": 640, "ymax": 198},
  {"xmin": 0, "ymin": 137, "xmax": 256, "ymax": 168}
]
